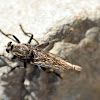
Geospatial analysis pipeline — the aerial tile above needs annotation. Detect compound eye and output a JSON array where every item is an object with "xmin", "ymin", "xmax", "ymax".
[
  {"xmin": 6, "ymin": 49, "xmax": 9, "ymax": 53},
  {"xmin": 7, "ymin": 42, "xmax": 12, "ymax": 47}
]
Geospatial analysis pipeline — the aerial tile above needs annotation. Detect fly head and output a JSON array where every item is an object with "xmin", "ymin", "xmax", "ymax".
[{"xmin": 6, "ymin": 42, "xmax": 13, "ymax": 53}]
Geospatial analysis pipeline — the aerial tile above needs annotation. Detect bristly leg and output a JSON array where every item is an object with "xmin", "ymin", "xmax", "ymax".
[
  {"xmin": 27, "ymin": 34, "xmax": 34, "ymax": 44},
  {"xmin": 5, "ymin": 34, "xmax": 20, "ymax": 43},
  {"xmin": 0, "ymin": 54, "xmax": 26, "ymax": 75},
  {"xmin": 0, "ymin": 55, "xmax": 20, "ymax": 75},
  {"xmin": 19, "ymin": 24, "xmax": 39, "ymax": 44},
  {"xmin": 11, "ymin": 55, "xmax": 17, "ymax": 60},
  {"xmin": 35, "ymin": 36, "xmax": 65, "ymax": 51},
  {"xmin": 0, "ymin": 30, "xmax": 20, "ymax": 43},
  {"xmin": 24, "ymin": 62, "xmax": 27, "ymax": 68},
  {"xmin": 4, "ymin": 66, "xmax": 21, "ymax": 75}
]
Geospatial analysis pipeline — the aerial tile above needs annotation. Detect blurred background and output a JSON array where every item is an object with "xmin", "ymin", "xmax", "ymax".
[{"xmin": 0, "ymin": 0, "xmax": 100, "ymax": 100}]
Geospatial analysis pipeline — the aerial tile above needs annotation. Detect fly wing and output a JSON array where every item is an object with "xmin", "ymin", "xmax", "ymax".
[{"xmin": 33, "ymin": 50, "xmax": 82, "ymax": 72}]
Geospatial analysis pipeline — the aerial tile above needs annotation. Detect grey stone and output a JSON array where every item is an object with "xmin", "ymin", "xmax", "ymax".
[{"xmin": 0, "ymin": 0, "xmax": 100, "ymax": 100}]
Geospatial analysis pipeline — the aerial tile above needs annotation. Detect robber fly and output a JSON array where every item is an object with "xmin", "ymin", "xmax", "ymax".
[{"xmin": 0, "ymin": 24, "xmax": 82, "ymax": 78}]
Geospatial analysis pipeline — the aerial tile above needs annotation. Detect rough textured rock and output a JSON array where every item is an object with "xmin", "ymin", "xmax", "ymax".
[
  {"xmin": 0, "ymin": 0, "xmax": 100, "ymax": 100},
  {"xmin": 50, "ymin": 25, "xmax": 100, "ymax": 100},
  {"xmin": 0, "ymin": 18, "xmax": 100, "ymax": 100}
]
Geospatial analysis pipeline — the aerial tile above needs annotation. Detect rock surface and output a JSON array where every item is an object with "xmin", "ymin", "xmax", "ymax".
[{"xmin": 0, "ymin": 0, "xmax": 100, "ymax": 100}]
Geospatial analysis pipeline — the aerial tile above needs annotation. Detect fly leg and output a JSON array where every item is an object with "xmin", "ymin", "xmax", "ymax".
[
  {"xmin": 0, "ymin": 55, "xmax": 21, "ymax": 75},
  {"xmin": 19, "ymin": 24, "xmax": 39, "ymax": 44},
  {"xmin": 35, "ymin": 27, "xmax": 72, "ymax": 50},
  {"xmin": 5, "ymin": 65, "xmax": 20, "ymax": 75},
  {"xmin": 24, "ymin": 62, "xmax": 27, "ymax": 68},
  {"xmin": 36, "ymin": 38, "xmax": 63, "ymax": 51},
  {"xmin": 45, "ymin": 68, "xmax": 63, "ymax": 79},
  {"xmin": 0, "ymin": 29, "xmax": 20, "ymax": 43},
  {"xmin": 36, "ymin": 21, "xmax": 76, "ymax": 51}
]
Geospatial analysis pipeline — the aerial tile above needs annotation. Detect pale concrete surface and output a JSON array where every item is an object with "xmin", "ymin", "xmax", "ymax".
[
  {"xmin": 0, "ymin": 0, "xmax": 100, "ymax": 100},
  {"xmin": 0, "ymin": 0, "xmax": 100, "ymax": 53}
]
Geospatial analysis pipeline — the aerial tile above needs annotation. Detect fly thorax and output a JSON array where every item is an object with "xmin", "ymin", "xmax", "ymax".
[{"xmin": 12, "ymin": 45, "xmax": 29, "ymax": 58}]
